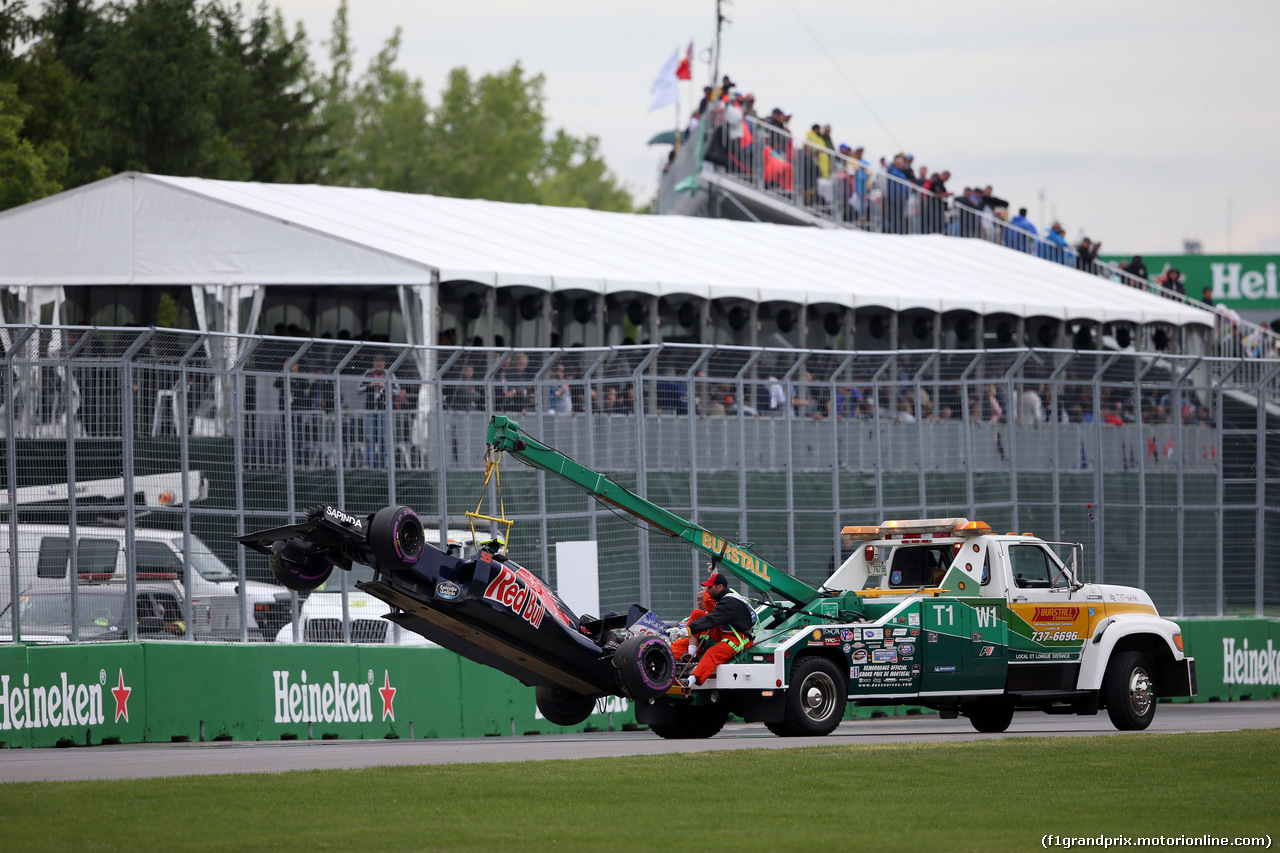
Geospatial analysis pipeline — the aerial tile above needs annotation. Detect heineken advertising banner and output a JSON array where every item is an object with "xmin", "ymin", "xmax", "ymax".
[
  {"xmin": 1102, "ymin": 254, "xmax": 1280, "ymax": 314},
  {"xmin": 1178, "ymin": 617, "xmax": 1280, "ymax": 702},
  {"xmin": 0, "ymin": 644, "xmax": 635, "ymax": 749}
]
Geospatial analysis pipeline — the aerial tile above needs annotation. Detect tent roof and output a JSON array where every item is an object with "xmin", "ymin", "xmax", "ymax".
[{"xmin": 0, "ymin": 172, "xmax": 1210, "ymax": 326}]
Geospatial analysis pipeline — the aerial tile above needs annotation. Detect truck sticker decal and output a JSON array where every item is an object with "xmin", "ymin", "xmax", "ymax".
[{"xmin": 872, "ymin": 649, "xmax": 898, "ymax": 663}]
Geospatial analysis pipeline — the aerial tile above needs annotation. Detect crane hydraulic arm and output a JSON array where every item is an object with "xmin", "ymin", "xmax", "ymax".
[{"xmin": 485, "ymin": 415, "xmax": 821, "ymax": 608}]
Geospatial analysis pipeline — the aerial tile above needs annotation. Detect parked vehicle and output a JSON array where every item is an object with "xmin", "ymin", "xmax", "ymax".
[
  {"xmin": 1, "ymin": 524, "xmax": 289, "ymax": 641},
  {"xmin": 0, "ymin": 582, "xmax": 191, "ymax": 644}
]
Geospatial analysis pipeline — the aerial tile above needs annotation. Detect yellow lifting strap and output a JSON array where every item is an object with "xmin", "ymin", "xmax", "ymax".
[{"xmin": 466, "ymin": 448, "xmax": 515, "ymax": 553}]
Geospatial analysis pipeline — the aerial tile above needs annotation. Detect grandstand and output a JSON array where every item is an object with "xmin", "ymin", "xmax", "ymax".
[{"xmin": 0, "ymin": 172, "xmax": 1229, "ymax": 358}]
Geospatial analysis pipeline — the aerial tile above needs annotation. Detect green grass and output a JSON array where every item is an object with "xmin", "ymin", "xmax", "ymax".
[{"xmin": 1, "ymin": 730, "xmax": 1277, "ymax": 852}]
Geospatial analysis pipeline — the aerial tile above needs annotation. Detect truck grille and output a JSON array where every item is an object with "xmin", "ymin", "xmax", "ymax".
[{"xmin": 303, "ymin": 618, "xmax": 388, "ymax": 644}]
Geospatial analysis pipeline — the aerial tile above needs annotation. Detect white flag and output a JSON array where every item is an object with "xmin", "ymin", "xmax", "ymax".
[{"xmin": 648, "ymin": 49, "xmax": 679, "ymax": 112}]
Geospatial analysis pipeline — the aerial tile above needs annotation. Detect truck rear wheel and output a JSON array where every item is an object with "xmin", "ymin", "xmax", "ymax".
[
  {"xmin": 768, "ymin": 656, "xmax": 847, "ymax": 737},
  {"xmin": 614, "ymin": 634, "xmax": 676, "ymax": 699},
  {"xmin": 1104, "ymin": 650, "xmax": 1156, "ymax": 730},
  {"xmin": 368, "ymin": 505, "xmax": 425, "ymax": 571},
  {"xmin": 966, "ymin": 699, "xmax": 1015, "ymax": 733},
  {"xmin": 269, "ymin": 539, "xmax": 333, "ymax": 592},
  {"xmin": 535, "ymin": 686, "xmax": 596, "ymax": 727},
  {"xmin": 649, "ymin": 704, "xmax": 730, "ymax": 740}
]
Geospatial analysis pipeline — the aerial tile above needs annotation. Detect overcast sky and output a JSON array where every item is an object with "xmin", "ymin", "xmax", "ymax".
[{"xmin": 270, "ymin": 0, "xmax": 1279, "ymax": 255}]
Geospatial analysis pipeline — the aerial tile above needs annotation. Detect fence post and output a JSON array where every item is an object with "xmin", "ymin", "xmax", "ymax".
[
  {"xmin": 6, "ymin": 327, "xmax": 33, "ymax": 642},
  {"xmin": 63, "ymin": 328, "xmax": 79, "ymax": 643},
  {"xmin": 632, "ymin": 348, "xmax": 658, "ymax": 608},
  {"xmin": 1256, "ymin": 363, "xmax": 1279, "ymax": 617},
  {"xmin": 178, "ymin": 334, "xmax": 202, "ymax": 642},
  {"xmin": 120, "ymin": 330, "xmax": 152, "ymax": 642}
]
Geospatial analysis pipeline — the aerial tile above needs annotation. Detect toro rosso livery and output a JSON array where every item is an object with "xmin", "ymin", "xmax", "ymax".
[{"xmin": 237, "ymin": 416, "xmax": 1195, "ymax": 738}]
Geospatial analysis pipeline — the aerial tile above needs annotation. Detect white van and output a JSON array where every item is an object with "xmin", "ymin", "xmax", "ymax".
[
  {"xmin": 0, "ymin": 524, "xmax": 290, "ymax": 641},
  {"xmin": 274, "ymin": 529, "xmax": 477, "ymax": 645}
]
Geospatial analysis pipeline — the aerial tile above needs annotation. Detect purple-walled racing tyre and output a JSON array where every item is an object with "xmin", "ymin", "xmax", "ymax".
[
  {"xmin": 369, "ymin": 505, "xmax": 425, "ymax": 571},
  {"xmin": 269, "ymin": 539, "xmax": 334, "ymax": 592}
]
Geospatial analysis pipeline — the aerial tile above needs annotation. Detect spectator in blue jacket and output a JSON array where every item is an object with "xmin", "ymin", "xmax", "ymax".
[
  {"xmin": 1008, "ymin": 207, "xmax": 1038, "ymax": 253},
  {"xmin": 1038, "ymin": 221, "xmax": 1074, "ymax": 265}
]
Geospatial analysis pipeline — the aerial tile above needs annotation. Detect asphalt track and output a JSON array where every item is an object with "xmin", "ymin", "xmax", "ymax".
[{"xmin": 2, "ymin": 702, "xmax": 1276, "ymax": 783}]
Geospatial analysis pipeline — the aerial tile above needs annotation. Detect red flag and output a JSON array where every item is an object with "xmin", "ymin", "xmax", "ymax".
[{"xmin": 676, "ymin": 42, "xmax": 692, "ymax": 81}]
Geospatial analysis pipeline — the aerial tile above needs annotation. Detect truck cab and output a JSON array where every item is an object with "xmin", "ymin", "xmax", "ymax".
[{"xmin": 808, "ymin": 517, "xmax": 1196, "ymax": 731}]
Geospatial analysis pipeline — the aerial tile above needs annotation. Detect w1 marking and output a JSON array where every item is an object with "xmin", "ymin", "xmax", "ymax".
[{"xmin": 974, "ymin": 606, "xmax": 1000, "ymax": 629}]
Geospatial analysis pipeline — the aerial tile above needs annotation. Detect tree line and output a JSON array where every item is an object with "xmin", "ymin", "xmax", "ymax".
[{"xmin": 0, "ymin": 0, "xmax": 634, "ymax": 211}]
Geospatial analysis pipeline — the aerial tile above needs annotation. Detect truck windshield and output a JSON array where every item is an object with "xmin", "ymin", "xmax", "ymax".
[
  {"xmin": 181, "ymin": 538, "xmax": 237, "ymax": 582},
  {"xmin": 3, "ymin": 591, "xmax": 127, "ymax": 631}
]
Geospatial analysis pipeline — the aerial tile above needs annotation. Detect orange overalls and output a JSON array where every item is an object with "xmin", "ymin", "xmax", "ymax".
[
  {"xmin": 685, "ymin": 590, "xmax": 755, "ymax": 685},
  {"xmin": 671, "ymin": 590, "xmax": 715, "ymax": 658}
]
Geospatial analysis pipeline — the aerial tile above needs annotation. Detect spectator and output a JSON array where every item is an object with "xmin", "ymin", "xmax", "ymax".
[
  {"xmin": 803, "ymin": 125, "xmax": 831, "ymax": 206},
  {"xmin": 1156, "ymin": 266, "xmax": 1186, "ymax": 296},
  {"xmin": 446, "ymin": 364, "xmax": 484, "ymax": 411},
  {"xmin": 359, "ymin": 355, "xmax": 401, "ymax": 468},
  {"xmin": 547, "ymin": 363, "xmax": 572, "ymax": 415},
  {"xmin": 885, "ymin": 153, "xmax": 911, "ymax": 234},
  {"xmin": 923, "ymin": 170, "xmax": 951, "ymax": 234},
  {"xmin": 1008, "ymin": 207, "xmax": 1037, "ymax": 253},
  {"xmin": 696, "ymin": 86, "xmax": 713, "ymax": 115},
  {"xmin": 1120, "ymin": 255, "xmax": 1148, "ymax": 281},
  {"xmin": 1075, "ymin": 237, "xmax": 1102, "ymax": 273},
  {"xmin": 1201, "ymin": 286, "xmax": 1214, "ymax": 306},
  {"xmin": 1018, "ymin": 384, "xmax": 1045, "ymax": 424},
  {"xmin": 953, "ymin": 187, "xmax": 984, "ymax": 237},
  {"xmin": 742, "ymin": 92, "xmax": 758, "ymax": 120},
  {"xmin": 1039, "ymin": 221, "xmax": 1074, "ymax": 265}
]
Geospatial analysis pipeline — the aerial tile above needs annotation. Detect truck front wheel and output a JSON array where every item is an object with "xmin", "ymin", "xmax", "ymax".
[
  {"xmin": 767, "ymin": 657, "xmax": 847, "ymax": 737},
  {"xmin": 1103, "ymin": 650, "xmax": 1156, "ymax": 730},
  {"xmin": 966, "ymin": 699, "xmax": 1015, "ymax": 733}
]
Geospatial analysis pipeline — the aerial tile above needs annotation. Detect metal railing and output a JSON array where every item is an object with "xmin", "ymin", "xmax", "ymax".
[
  {"xmin": 663, "ymin": 108, "xmax": 1280, "ymax": 361},
  {"xmin": 2, "ymin": 327, "xmax": 1277, "ymax": 646}
]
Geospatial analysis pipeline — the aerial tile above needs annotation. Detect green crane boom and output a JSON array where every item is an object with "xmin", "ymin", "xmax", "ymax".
[{"xmin": 486, "ymin": 415, "xmax": 821, "ymax": 607}]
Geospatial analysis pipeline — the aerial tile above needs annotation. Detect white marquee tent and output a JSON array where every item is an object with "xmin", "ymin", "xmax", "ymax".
[{"xmin": 0, "ymin": 172, "xmax": 1211, "ymax": 346}]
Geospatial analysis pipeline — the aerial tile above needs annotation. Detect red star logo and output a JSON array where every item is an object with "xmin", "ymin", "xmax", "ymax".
[
  {"xmin": 379, "ymin": 670, "xmax": 396, "ymax": 722},
  {"xmin": 112, "ymin": 669, "xmax": 132, "ymax": 723}
]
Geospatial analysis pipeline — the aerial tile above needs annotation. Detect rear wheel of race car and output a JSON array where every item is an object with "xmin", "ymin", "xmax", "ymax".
[
  {"xmin": 534, "ymin": 686, "xmax": 597, "ymax": 727},
  {"xmin": 768, "ymin": 656, "xmax": 847, "ymax": 737},
  {"xmin": 368, "ymin": 505, "xmax": 425, "ymax": 571},
  {"xmin": 1103, "ymin": 650, "xmax": 1157, "ymax": 731},
  {"xmin": 649, "ymin": 704, "xmax": 730, "ymax": 740},
  {"xmin": 269, "ymin": 539, "xmax": 333, "ymax": 592},
  {"xmin": 966, "ymin": 699, "xmax": 1015, "ymax": 733},
  {"xmin": 614, "ymin": 634, "xmax": 676, "ymax": 699}
]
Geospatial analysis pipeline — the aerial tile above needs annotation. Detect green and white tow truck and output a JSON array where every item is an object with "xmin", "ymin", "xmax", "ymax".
[{"xmin": 485, "ymin": 417, "xmax": 1196, "ymax": 738}]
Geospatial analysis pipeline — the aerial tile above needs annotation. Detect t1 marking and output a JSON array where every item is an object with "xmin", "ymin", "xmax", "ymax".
[{"xmin": 932, "ymin": 604, "xmax": 954, "ymax": 626}]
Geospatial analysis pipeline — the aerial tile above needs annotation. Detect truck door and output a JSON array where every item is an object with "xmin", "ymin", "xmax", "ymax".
[{"xmin": 1002, "ymin": 542, "xmax": 1090, "ymax": 691}]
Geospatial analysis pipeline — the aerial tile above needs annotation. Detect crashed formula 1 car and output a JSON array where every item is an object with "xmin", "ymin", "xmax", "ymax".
[
  {"xmin": 238, "ymin": 416, "xmax": 1195, "ymax": 739},
  {"xmin": 236, "ymin": 502, "xmax": 681, "ymax": 729}
]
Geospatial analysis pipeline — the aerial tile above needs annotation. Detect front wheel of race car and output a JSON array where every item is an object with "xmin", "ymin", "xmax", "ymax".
[
  {"xmin": 614, "ymin": 634, "xmax": 676, "ymax": 699},
  {"xmin": 269, "ymin": 539, "xmax": 333, "ymax": 592},
  {"xmin": 767, "ymin": 656, "xmax": 847, "ymax": 737},
  {"xmin": 649, "ymin": 704, "xmax": 730, "ymax": 740},
  {"xmin": 368, "ymin": 505, "xmax": 425, "ymax": 571},
  {"xmin": 535, "ymin": 686, "xmax": 597, "ymax": 727}
]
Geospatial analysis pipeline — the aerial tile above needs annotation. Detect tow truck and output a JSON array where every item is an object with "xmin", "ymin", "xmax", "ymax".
[{"xmin": 236, "ymin": 415, "xmax": 1195, "ymax": 738}]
